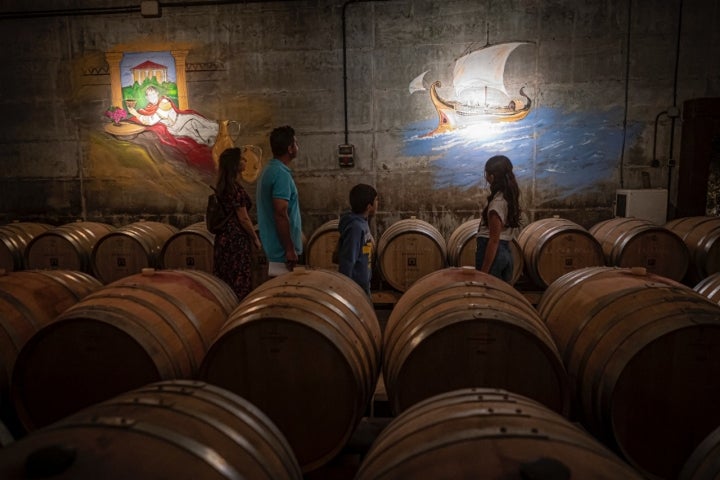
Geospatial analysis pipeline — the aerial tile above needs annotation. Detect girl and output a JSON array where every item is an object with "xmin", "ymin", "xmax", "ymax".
[{"xmin": 475, "ymin": 155, "xmax": 521, "ymax": 282}]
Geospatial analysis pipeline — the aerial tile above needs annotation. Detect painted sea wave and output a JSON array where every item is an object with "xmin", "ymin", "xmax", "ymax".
[{"xmin": 403, "ymin": 106, "xmax": 643, "ymax": 199}]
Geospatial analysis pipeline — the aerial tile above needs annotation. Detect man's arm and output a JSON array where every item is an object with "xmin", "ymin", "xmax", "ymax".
[{"xmin": 272, "ymin": 197, "xmax": 298, "ymax": 268}]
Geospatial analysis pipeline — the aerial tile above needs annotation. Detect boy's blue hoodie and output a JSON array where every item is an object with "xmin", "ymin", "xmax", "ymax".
[{"xmin": 337, "ymin": 211, "xmax": 373, "ymax": 294}]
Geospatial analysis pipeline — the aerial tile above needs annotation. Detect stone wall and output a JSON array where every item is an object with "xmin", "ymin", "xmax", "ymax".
[{"xmin": 0, "ymin": 0, "xmax": 718, "ymax": 238}]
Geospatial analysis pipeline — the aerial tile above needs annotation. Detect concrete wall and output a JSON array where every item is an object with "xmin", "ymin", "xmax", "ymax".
[{"xmin": 0, "ymin": 0, "xmax": 718, "ymax": 238}]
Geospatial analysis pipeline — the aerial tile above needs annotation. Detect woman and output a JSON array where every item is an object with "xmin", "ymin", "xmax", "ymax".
[
  {"xmin": 213, "ymin": 147, "xmax": 262, "ymax": 300},
  {"xmin": 475, "ymin": 155, "xmax": 521, "ymax": 282}
]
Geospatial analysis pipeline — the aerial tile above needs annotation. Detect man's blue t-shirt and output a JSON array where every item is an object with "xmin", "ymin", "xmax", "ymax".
[{"xmin": 256, "ymin": 158, "xmax": 303, "ymax": 262}]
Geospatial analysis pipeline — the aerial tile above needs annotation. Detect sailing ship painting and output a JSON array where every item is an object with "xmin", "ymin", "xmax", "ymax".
[{"xmin": 410, "ymin": 42, "xmax": 532, "ymax": 136}]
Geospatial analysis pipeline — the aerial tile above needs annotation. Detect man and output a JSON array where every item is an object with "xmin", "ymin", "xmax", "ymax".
[
  {"xmin": 256, "ymin": 126, "xmax": 303, "ymax": 277},
  {"xmin": 337, "ymin": 183, "xmax": 378, "ymax": 295}
]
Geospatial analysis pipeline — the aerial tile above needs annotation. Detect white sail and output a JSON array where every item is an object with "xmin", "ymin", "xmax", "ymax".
[
  {"xmin": 453, "ymin": 42, "xmax": 528, "ymax": 97},
  {"xmin": 409, "ymin": 70, "xmax": 429, "ymax": 94}
]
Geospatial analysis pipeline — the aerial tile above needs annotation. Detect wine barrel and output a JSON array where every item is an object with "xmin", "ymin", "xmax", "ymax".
[
  {"xmin": 679, "ymin": 424, "xmax": 720, "ymax": 480},
  {"xmin": 376, "ymin": 218, "xmax": 446, "ymax": 292},
  {"xmin": 446, "ymin": 218, "xmax": 523, "ymax": 284},
  {"xmin": 383, "ymin": 267, "xmax": 568, "ymax": 416},
  {"xmin": 0, "ymin": 380, "xmax": 302, "ymax": 479},
  {"xmin": 589, "ymin": 217, "xmax": 689, "ymax": 281},
  {"xmin": 199, "ymin": 267, "xmax": 381, "ymax": 473},
  {"xmin": 517, "ymin": 217, "xmax": 605, "ymax": 288},
  {"xmin": 0, "ymin": 222, "xmax": 53, "ymax": 272},
  {"xmin": 537, "ymin": 266, "xmax": 720, "ymax": 479},
  {"xmin": 160, "ymin": 221, "xmax": 214, "ymax": 272},
  {"xmin": 355, "ymin": 388, "xmax": 643, "ymax": 480},
  {"xmin": 665, "ymin": 216, "xmax": 720, "ymax": 284},
  {"xmin": 305, "ymin": 219, "xmax": 340, "ymax": 270},
  {"xmin": 0, "ymin": 270, "xmax": 102, "ymax": 406},
  {"xmin": 693, "ymin": 271, "xmax": 720, "ymax": 304},
  {"xmin": 11, "ymin": 269, "xmax": 237, "ymax": 431},
  {"xmin": 25, "ymin": 221, "xmax": 115, "ymax": 274},
  {"xmin": 91, "ymin": 221, "xmax": 178, "ymax": 284}
]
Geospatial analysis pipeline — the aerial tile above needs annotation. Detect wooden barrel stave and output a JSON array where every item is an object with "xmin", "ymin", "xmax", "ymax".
[
  {"xmin": 0, "ymin": 380, "xmax": 302, "ymax": 479},
  {"xmin": 25, "ymin": 222, "xmax": 115, "ymax": 274},
  {"xmin": 355, "ymin": 388, "xmax": 643, "ymax": 480},
  {"xmin": 199, "ymin": 267, "xmax": 381, "ymax": 473},
  {"xmin": 0, "ymin": 223, "xmax": 54, "ymax": 272},
  {"xmin": 377, "ymin": 218, "xmax": 447, "ymax": 292},
  {"xmin": 537, "ymin": 266, "xmax": 720, "ymax": 479},
  {"xmin": 11, "ymin": 270, "xmax": 235, "ymax": 431},
  {"xmin": 517, "ymin": 217, "xmax": 605, "ymax": 288},
  {"xmin": 383, "ymin": 267, "xmax": 569, "ymax": 417}
]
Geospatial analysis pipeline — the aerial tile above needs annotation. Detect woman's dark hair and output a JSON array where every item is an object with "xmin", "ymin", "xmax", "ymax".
[
  {"xmin": 270, "ymin": 125, "xmax": 296, "ymax": 157},
  {"xmin": 349, "ymin": 184, "xmax": 377, "ymax": 213},
  {"xmin": 216, "ymin": 147, "xmax": 242, "ymax": 196},
  {"xmin": 481, "ymin": 155, "xmax": 521, "ymax": 228}
]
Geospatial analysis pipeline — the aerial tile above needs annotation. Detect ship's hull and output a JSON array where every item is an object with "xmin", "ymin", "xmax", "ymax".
[{"xmin": 424, "ymin": 81, "xmax": 531, "ymax": 136}]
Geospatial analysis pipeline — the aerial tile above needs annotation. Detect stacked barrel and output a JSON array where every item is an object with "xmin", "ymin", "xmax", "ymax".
[{"xmin": 1, "ymin": 214, "xmax": 719, "ymax": 479}]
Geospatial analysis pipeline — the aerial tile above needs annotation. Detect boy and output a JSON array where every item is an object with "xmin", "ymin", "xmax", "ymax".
[{"xmin": 337, "ymin": 184, "xmax": 378, "ymax": 295}]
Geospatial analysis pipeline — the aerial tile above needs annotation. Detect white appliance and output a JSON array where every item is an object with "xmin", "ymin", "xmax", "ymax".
[{"xmin": 615, "ymin": 189, "xmax": 668, "ymax": 225}]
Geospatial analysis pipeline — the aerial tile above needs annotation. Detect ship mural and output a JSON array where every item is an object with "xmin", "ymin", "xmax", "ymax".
[{"xmin": 410, "ymin": 42, "xmax": 532, "ymax": 137}]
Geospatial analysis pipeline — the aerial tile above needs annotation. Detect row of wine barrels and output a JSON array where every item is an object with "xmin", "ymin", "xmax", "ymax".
[
  {"xmin": 3, "ymin": 221, "xmax": 177, "ymax": 285},
  {"xmin": 537, "ymin": 266, "xmax": 720, "ymax": 479},
  {"xmin": 11, "ymin": 269, "xmax": 238, "ymax": 432},
  {"xmin": 0, "ymin": 271, "xmax": 102, "ymax": 407},
  {"xmin": 0, "ymin": 223, "xmax": 53, "ymax": 271},
  {"xmin": 382, "ymin": 267, "xmax": 568, "ymax": 417},
  {"xmin": 199, "ymin": 267, "xmax": 382, "ymax": 473},
  {"xmin": 0, "ymin": 380, "xmax": 302, "ymax": 479},
  {"xmin": 355, "ymin": 388, "xmax": 643, "ymax": 479},
  {"xmin": 25, "ymin": 221, "xmax": 115, "ymax": 274}
]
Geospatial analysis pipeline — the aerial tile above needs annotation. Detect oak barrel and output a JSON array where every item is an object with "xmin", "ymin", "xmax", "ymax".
[
  {"xmin": 11, "ymin": 269, "xmax": 237, "ymax": 431},
  {"xmin": 199, "ymin": 267, "xmax": 381, "ymax": 473},
  {"xmin": 91, "ymin": 221, "xmax": 179, "ymax": 284},
  {"xmin": 25, "ymin": 221, "xmax": 115, "ymax": 274},
  {"xmin": 537, "ymin": 266, "xmax": 720, "ymax": 479},
  {"xmin": 0, "ymin": 223, "xmax": 53, "ymax": 272},
  {"xmin": 446, "ymin": 218, "xmax": 524, "ymax": 284},
  {"xmin": 383, "ymin": 267, "xmax": 568, "ymax": 416},
  {"xmin": 517, "ymin": 217, "xmax": 605, "ymax": 288},
  {"xmin": 589, "ymin": 217, "xmax": 689, "ymax": 281},
  {"xmin": 305, "ymin": 219, "xmax": 340, "ymax": 270},
  {"xmin": 160, "ymin": 221, "xmax": 214, "ymax": 272},
  {"xmin": 355, "ymin": 388, "xmax": 643, "ymax": 480},
  {"xmin": 376, "ymin": 217, "xmax": 446, "ymax": 292},
  {"xmin": 693, "ymin": 271, "xmax": 720, "ymax": 303},
  {"xmin": 665, "ymin": 216, "xmax": 720, "ymax": 284},
  {"xmin": 678, "ymin": 424, "xmax": 720, "ymax": 480},
  {"xmin": 0, "ymin": 270, "xmax": 102, "ymax": 428},
  {"xmin": 0, "ymin": 380, "xmax": 302, "ymax": 479}
]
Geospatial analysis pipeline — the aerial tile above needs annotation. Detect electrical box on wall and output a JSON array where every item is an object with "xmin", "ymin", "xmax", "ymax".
[
  {"xmin": 615, "ymin": 189, "xmax": 668, "ymax": 225},
  {"xmin": 338, "ymin": 144, "xmax": 354, "ymax": 168}
]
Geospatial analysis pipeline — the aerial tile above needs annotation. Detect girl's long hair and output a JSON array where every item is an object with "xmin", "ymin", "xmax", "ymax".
[
  {"xmin": 481, "ymin": 155, "xmax": 521, "ymax": 227},
  {"xmin": 215, "ymin": 147, "xmax": 242, "ymax": 196}
]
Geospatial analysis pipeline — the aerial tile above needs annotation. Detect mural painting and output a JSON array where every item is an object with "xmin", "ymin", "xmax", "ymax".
[
  {"xmin": 90, "ymin": 49, "xmax": 259, "ymax": 214},
  {"xmin": 405, "ymin": 41, "xmax": 642, "ymax": 203}
]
